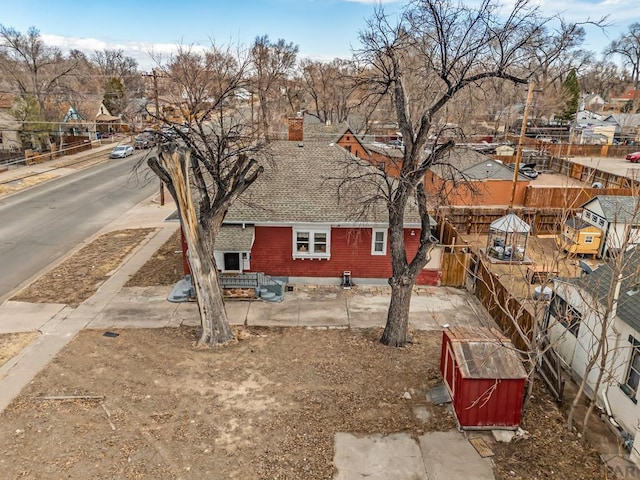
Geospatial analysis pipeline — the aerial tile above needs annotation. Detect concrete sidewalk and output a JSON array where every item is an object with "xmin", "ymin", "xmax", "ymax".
[{"xmin": 0, "ymin": 135, "xmax": 131, "ymax": 193}]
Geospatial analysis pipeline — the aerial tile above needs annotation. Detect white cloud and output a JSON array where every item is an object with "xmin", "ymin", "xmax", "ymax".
[{"xmin": 41, "ymin": 33, "xmax": 185, "ymax": 71}]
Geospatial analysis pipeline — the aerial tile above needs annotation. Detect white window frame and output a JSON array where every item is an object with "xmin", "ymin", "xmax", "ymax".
[
  {"xmin": 623, "ymin": 337, "xmax": 640, "ymax": 402},
  {"xmin": 584, "ymin": 235, "xmax": 594, "ymax": 244},
  {"xmin": 371, "ymin": 228, "xmax": 388, "ymax": 255},
  {"xmin": 292, "ymin": 228, "xmax": 331, "ymax": 259}
]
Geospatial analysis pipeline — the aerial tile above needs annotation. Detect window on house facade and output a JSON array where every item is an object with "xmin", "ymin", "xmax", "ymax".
[
  {"xmin": 293, "ymin": 228, "xmax": 330, "ymax": 258},
  {"xmin": 599, "ymin": 218, "xmax": 605, "ymax": 226},
  {"xmin": 585, "ymin": 212, "xmax": 591, "ymax": 220},
  {"xmin": 547, "ymin": 294, "xmax": 582, "ymax": 337},
  {"xmin": 623, "ymin": 337, "xmax": 640, "ymax": 402},
  {"xmin": 584, "ymin": 235, "xmax": 594, "ymax": 244},
  {"xmin": 371, "ymin": 228, "xmax": 387, "ymax": 255}
]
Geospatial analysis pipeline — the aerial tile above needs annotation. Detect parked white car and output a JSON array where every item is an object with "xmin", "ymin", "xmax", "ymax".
[{"xmin": 110, "ymin": 145, "xmax": 134, "ymax": 158}]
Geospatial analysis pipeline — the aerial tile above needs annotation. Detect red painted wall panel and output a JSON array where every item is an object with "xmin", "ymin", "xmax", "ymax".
[
  {"xmin": 440, "ymin": 330, "xmax": 525, "ymax": 429},
  {"xmin": 248, "ymin": 226, "xmax": 439, "ymax": 285}
]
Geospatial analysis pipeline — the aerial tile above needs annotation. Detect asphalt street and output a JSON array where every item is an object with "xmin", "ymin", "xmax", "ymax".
[{"xmin": 0, "ymin": 153, "xmax": 157, "ymax": 302}]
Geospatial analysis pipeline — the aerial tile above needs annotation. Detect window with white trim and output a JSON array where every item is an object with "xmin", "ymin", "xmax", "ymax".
[
  {"xmin": 622, "ymin": 336, "xmax": 640, "ymax": 402},
  {"xmin": 293, "ymin": 228, "xmax": 330, "ymax": 258},
  {"xmin": 584, "ymin": 235, "xmax": 594, "ymax": 244},
  {"xmin": 371, "ymin": 228, "xmax": 387, "ymax": 255}
]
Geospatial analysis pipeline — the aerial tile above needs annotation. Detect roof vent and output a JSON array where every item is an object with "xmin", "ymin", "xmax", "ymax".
[{"xmin": 298, "ymin": 142, "xmax": 304, "ymax": 148}]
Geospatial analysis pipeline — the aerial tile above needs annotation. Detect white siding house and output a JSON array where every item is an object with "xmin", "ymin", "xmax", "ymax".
[
  {"xmin": 580, "ymin": 195, "xmax": 640, "ymax": 258},
  {"xmin": 544, "ymin": 247, "xmax": 640, "ymax": 465}
]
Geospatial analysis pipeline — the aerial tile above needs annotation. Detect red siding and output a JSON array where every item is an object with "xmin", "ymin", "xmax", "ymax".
[
  {"xmin": 440, "ymin": 330, "xmax": 526, "ymax": 429},
  {"xmin": 248, "ymin": 226, "xmax": 439, "ymax": 285}
]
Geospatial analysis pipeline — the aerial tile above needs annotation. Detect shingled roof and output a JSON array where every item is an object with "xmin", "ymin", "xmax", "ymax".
[
  {"xmin": 432, "ymin": 147, "xmax": 529, "ymax": 181},
  {"xmin": 582, "ymin": 195, "xmax": 640, "ymax": 224},
  {"xmin": 226, "ymin": 139, "xmax": 422, "ymax": 226},
  {"xmin": 571, "ymin": 247, "xmax": 640, "ymax": 332}
]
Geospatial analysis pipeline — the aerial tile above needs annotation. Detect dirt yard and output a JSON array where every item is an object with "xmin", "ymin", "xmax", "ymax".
[
  {"xmin": 0, "ymin": 327, "xmax": 602, "ymax": 480},
  {"xmin": 0, "ymin": 226, "xmax": 608, "ymax": 479}
]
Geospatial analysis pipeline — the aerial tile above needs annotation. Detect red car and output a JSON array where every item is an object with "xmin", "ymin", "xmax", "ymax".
[{"xmin": 627, "ymin": 151, "xmax": 640, "ymax": 163}]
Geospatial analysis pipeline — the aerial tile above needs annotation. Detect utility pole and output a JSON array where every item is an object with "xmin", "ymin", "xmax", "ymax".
[
  {"xmin": 509, "ymin": 81, "xmax": 535, "ymax": 210},
  {"xmin": 143, "ymin": 69, "xmax": 164, "ymax": 205}
]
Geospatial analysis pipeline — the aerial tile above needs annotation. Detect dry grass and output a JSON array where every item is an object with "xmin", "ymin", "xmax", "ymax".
[
  {"xmin": 125, "ymin": 228, "xmax": 183, "ymax": 287},
  {"xmin": 0, "ymin": 173, "xmax": 58, "ymax": 196},
  {"xmin": 0, "ymin": 332, "xmax": 39, "ymax": 372},
  {"xmin": 11, "ymin": 229, "xmax": 154, "ymax": 306}
]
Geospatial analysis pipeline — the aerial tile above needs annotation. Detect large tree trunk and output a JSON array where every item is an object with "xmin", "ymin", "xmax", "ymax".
[
  {"xmin": 381, "ymin": 277, "xmax": 414, "ymax": 346},
  {"xmin": 148, "ymin": 148, "xmax": 235, "ymax": 347},
  {"xmin": 188, "ymin": 235, "xmax": 233, "ymax": 346}
]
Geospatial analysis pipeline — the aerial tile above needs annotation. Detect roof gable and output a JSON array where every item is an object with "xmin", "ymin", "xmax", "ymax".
[{"xmin": 583, "ymin": 195, "xmax": 640, "ymax": 224}]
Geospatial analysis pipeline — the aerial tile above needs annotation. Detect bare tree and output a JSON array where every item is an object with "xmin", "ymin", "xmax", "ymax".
[
  {"xmin": 147, "ymin": 44, "xmax": 265, "ymax": 346},
  {"xmin": 300, "ymin": 58, "xmax": 357, "ymax": 125},
  {"xmin": 249, "ymin": 35, "xmax": 298, "ymax": 138},
  {"xmin": 352, "ymin": 0, "xmax": 590, "ymax": 347},
  {"xmin": 580, "ymin": 60, "xmax": 625, "ymax": 102},
  {"xmin": 547, "ymin": 197, "xmax": 640, "ymax": 434},
  {"xmin": 606, "ymin": 23, "xmax": 640, "ymax": 113},
  {"xmin": 0, "ymin": 25, "xmax": 77, "ymax": 121},
  {"xmin": 92, "ymin": 49, "xmax": 144, "ymax": 117}
]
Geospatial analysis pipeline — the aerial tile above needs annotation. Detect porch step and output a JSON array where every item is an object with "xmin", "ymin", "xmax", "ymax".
[{"xmin": 260, "ymin": 291, "xmax": 276, "ymax": 300}]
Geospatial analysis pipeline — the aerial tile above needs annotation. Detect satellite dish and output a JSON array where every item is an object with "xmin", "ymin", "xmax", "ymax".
[{"xmin": 592, "ymin": 182, "xmax": 603, "ymax": 188}]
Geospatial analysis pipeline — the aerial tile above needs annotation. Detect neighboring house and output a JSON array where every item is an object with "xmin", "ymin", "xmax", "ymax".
[
  {"xmin": 62, "ymin": 101, "xmax": 123, "ymax": 137},
  {"xmin": 582, "ymin": 94, "xmax": 605, "ymax": 112},
  {"xmin": 335, "ymin": 130, "xmax": 530, "ymax": 207},
  {"xmin": 556, "ymin": 216, "xmax": 602, "ymax": 259},
  {"xmin": 580, "ymin": 195, "xmax": 640, "ymax": 257},
  {"xmin": 424, "ymin": 148, "xmax": 530, "ymax": 206},
  {"xmin": 218, "ymin": 118, "xmax": 441, "ymax": 286},
  {"xmin": 544, "ymin": 247, "xmax": 640, "ymax": 466},
  {"xmin": 606, "ymin": 88, "xmax": 640, "ymax": 112}
]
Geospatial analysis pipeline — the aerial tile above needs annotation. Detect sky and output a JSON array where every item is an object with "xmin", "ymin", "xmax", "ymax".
[{"xmin": 1, "ymin": 0, "xmax": 639, "ymax": 71}]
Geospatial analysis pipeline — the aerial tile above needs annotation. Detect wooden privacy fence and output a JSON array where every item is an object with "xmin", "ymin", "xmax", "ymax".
[
  {"xmin": 537, "ymin": 336, "xmax": 565, "ymax": 402},
  {"xmin": 436, "ymin": 206, "xmax": 571, "ymax": 234},
  {"xmin": 523, "ymin": 186, "xmax": 634, "ymax": 209},
  {"xmin": 547, "ymin": 156, "xmax": 640, "ymax": 188},
  {"xmin": 435, "ymin": 216, "xmax": 565, "ymax": 400},
  {"xmin": 473, "ymin": 256, "xmax": 535, "ymax": 353},
  {"xmin": 434, "ymin": 215, "xmax": 472, "ymax": 287}
]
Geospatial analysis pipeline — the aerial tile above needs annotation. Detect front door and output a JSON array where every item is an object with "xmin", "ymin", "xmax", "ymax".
[{"xmin": 223, "ymin": 252, "xmax": 241, "ymax": 271}]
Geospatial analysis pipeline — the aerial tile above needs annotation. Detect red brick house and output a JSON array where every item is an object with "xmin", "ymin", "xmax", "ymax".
[{"xmin": 216, "ymin": 121, "xmax": 440, "ymax": 285}]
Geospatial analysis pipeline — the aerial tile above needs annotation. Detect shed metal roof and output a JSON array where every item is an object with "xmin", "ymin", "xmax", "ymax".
[{"xmin": 446, "ymin": 327, "xmax": 527, "ymax": 380}]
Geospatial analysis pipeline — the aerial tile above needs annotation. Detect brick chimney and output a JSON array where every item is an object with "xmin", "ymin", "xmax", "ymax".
[{"xmin": 288, "ymin": 116, "xmax": 303, "ymax": 142}]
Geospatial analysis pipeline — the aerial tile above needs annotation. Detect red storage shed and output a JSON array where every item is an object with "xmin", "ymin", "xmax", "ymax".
[{"xmin": 440, "ymin": 326, "xmax": 527, "ymax": 430}]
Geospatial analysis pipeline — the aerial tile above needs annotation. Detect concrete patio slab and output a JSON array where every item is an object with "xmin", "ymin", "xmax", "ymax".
[
  {"xmin": 298, "ymin": 300, "xmax": 348, "ymax": 327},
  {"xmin": 347, "ymin": 296, "xmax": 390, "ymax": 328},
  {"xmin": 419, "ymin": 430, "xmax": 495, "ymax": 480},
  {"xmin": 247, "ymin": 299, "xmax": 299, "ymax": 326},
  {"xmin": 224, "ymin": 301, "xmax": 252, "ymax": 325},
  {"xmin": 333, "ymin": 433, "xmax": 428, "ymax": 480}
]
